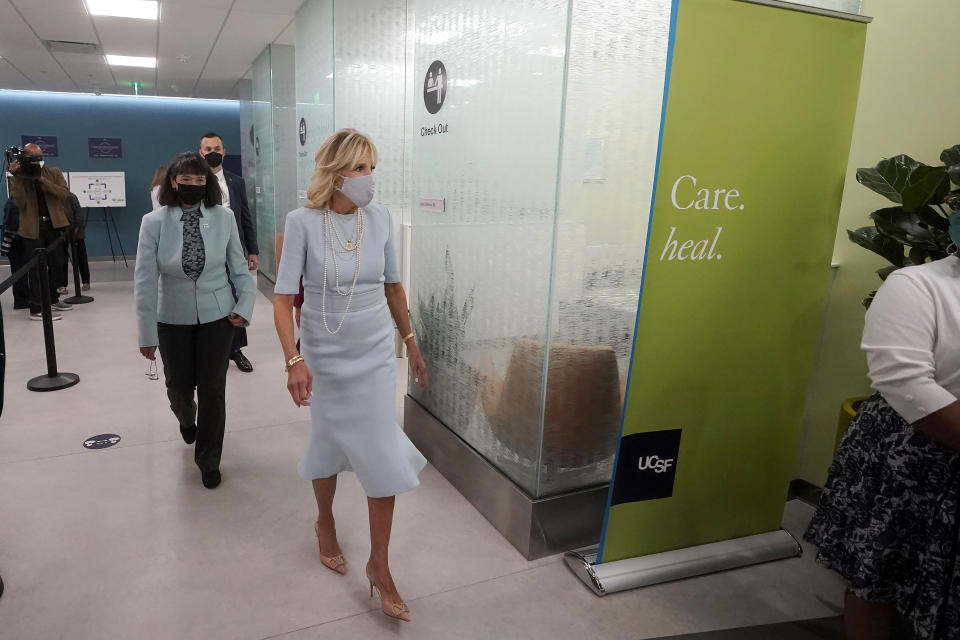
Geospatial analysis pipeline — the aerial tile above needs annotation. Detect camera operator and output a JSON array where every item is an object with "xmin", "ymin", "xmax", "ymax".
[{"xmin": 7, "ymin": 143, "xmax": 73, "ymax": 320}]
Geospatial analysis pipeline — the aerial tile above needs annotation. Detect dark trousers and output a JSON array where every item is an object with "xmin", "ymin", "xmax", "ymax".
[
  {"xmin": 157, "ymin": 318, "xmax": 235, "ymax": 472},
  {"xmin": 60, "ymin": 237, "xmax": 91, "ymax": 288},
  {"xmin": 75, "ymin": 239, "xmax": 90, "ymax": 284},
  {"xmin": 231, "ymin": 326, "xmax": 248, "ymax": 353},
  {"xmin": 7, "ymin": 237, "xmax": 31, "ymax": 308},
  {"xmin": 22, "ymin": 221, "xmax": 64, "ymax": 313}
]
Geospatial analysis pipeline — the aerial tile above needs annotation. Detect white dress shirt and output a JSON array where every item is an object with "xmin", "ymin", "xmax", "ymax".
[
  {"xmin": 862, "ymin": 257, "xmax": 960, "ymax": 424},
  {"xmin": 215, "ymin": 169, "xmax": 231, "ymax": 210}
]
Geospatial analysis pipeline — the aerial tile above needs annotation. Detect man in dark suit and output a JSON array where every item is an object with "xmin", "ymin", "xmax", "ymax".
[{"xmin": 200, "ymin": 132, "xmax": 259, "ymax": 372}]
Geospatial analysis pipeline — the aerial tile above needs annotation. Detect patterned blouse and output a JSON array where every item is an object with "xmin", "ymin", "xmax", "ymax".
[{"xmin": 180, "ymin": 205, "xmax": 206, "ymax": 281}]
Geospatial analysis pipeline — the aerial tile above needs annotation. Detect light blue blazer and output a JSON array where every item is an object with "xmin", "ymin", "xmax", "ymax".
[{"xmin": 134, "ymin": 204, "xmax": 256, "ymax": 347}]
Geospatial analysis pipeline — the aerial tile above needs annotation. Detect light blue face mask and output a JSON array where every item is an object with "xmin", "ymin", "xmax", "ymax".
[
  {"xmin": 336, "ymin": 173, "xmax": 375, "ymax": 208},
  {"xmin": 950, "ymin": 212, "xmax": 960, "ymax": 248}
]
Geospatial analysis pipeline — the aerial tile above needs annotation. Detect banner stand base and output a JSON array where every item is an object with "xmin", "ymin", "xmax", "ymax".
[{"xmin": 565, "ymin": 529, "xmax": 801, "ymax": 596}]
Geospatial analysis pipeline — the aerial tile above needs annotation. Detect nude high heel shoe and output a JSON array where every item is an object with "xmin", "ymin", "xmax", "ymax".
[
  {"xmin": 366, "ymin": 566, "xmax": 411, "ymax": 622},
  {"xmin": 314, "ymin": 521, "xmax": 346, "ymax": 575}
]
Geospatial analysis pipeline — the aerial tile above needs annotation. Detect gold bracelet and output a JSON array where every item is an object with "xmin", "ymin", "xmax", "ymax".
[
  {"xmin": 401, "ymin": 332, "xmax": 415, "ymax": 343},
  {"xmin": 285, "ymin": 355, "xmax": 304, "ymax": 371}
]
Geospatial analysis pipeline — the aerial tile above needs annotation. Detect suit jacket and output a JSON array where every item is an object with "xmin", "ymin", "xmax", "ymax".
[
  {"xmin": 134, "ymin": 204, "xmax": 256, "ymax": 348},
  {"xmin": 223, "ymin": 170, "xmax": 258, "ymax": 256},
  {"xmin": 8, "ymin": 165, "xmax": 71, "ymax": 239}
]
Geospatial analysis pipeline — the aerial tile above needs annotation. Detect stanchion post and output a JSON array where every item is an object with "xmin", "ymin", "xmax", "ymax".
[
  {"xmin": 27, "ymin": 246, "xmax": 79, "ymax": 392},
  {"xmin": 64, "ymin": 229, "xmax": 93, "ymax": 305}
]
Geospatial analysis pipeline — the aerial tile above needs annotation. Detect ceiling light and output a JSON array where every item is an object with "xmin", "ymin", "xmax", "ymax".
[
  {"xmin": 106, "ymin": 55, "xmax": 156, "ymax": 68},
  {"xmin": 86, "ymin": 0, "xmax": 158, "ymax": 20}
]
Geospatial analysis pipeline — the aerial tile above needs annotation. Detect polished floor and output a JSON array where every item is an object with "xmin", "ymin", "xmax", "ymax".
[
  {"xmin": 652, "ymin": 617, "xmax": 844, "ymax": 640},
  {"xmin": 0, "ymin": 261, "xmax": 848, "ymax": 640}
]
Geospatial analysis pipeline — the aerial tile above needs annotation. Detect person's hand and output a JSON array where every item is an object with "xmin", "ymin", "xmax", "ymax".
[
  {"xmin": 8, "ymin": 160, "xmax": 19, "ymax": 173},
  {"xmin": 248, "ymin": 254, "xmax": 259, "ymax": 271},
  {"xmin": 228, "ymin": 312, "xmax": 246, "ymax": 327},
  {"xmin": 140, "ymin": 346, "xmax": 157, "ymax": 360},
  {"xmin": 35, "ymin": 175, "xmax": 44, "ymax": 184},
  {"xmin": 408, "ymin": 344, "xmax": 428, "ymax": 388},
  {"xmin": 287, "ymin": 360, "xmax": 313, "ymax": 407}
]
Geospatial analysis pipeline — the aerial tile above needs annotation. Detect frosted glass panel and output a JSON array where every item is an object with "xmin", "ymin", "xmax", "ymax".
[
  {"xmin": 539, "ymin": 0, "xmax": 670, "ymax": 496},
  {"xmin": 252, "ymin": 45, "xmax": 297, "ymax": 280},
  {"xmin": 252, "ymin": 48, "xmax": 276, "ymax": 279},
  {"xmin": 334, "ymin": 0, "xmax": 410, "ymax": 248},
  {"xmin": 271, "ymin": 45, "xmax": 298, "ymax": 239},
  {"xmin": 408, "ymin": 0, "xmax": 569, "ymax": 496},
  {"xmin": 237, "ymin": 79, "xmax": 258, "ymax": 232},
  {"xmin": 295, "ymin": 0, "xmax": 335, "ymax": 208}
]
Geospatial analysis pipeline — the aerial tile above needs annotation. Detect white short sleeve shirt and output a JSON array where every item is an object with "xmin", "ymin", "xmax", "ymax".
[
  {"xmin": 215, "ymin": 170, "xmax": 230, "ymax": 210},
  {"xmin": 862, "ymin": 257, "xmax": 960, "ymax": 423}
]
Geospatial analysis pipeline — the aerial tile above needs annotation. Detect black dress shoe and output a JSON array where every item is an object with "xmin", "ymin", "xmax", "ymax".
[
  {"xmin": 231, "ymin": 350, "xmax": 253, "ymax": 373},
  {"xmin": 180, "ymin": 424, "xmax": 197, "ymax": 445},
  {"xmin": 201, "ymin": 469, "xmax": 221, "ymax": 489}
]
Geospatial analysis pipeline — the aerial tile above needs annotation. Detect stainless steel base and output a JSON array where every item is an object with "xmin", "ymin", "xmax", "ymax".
[
  {"xmin": 404, "ymin": 396, "xmax": 609, "ymax": 560},
  {"xmin": 564, "ymin": 529, "xmax": 802, "ymax": 596}
]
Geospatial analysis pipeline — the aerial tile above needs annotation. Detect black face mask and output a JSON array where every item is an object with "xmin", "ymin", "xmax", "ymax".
[
  {"xmin": 204, "ymin": 152, "xmax": 223, "ymax": 168},
  {"xmin": 177, "ymin": 183, "xmax": 205, "ymax": 206}
]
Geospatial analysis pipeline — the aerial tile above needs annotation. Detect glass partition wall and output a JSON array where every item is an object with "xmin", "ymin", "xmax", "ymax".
[
  {"xmin": 286, "ymin": 0, "xmax": 673, "ymax": 501},
  {"xmin": 405, "ymin": 0, "xmax": 674, "ymax": 500},
  {"xmin": 408, "ymin": 0, "xmax": 572, "ymax": 499},
  {"xmin": 287, "ymin": 0, "xmax": 865, "ymax": 511},
  {"xmin": 252, "ymin": 44, "xmax": 297, "ymax": 281}
]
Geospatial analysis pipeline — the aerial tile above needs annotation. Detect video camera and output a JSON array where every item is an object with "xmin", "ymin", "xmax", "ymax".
[{"xmin": 4, "ymin": 146, "xmax": 43, "ymax": 179}]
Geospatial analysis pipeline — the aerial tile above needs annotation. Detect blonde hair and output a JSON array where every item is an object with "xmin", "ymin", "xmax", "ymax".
[
  {"xmin": 305, "ymin": 128, "xmax": 378, "ymax": 210},
  {"xmin": 150, "ymin": 166, "xmax": 167, "ymax": 190}
]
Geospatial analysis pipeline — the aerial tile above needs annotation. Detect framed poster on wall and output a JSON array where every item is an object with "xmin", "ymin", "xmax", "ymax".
[{"xmin": 68, "ymin": 171, "xmax": 126, "ymax": 208}]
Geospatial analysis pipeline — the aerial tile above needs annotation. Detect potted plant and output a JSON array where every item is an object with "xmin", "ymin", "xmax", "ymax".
[
  {"xmin": 848, "ymin": 145, "xmax": 960, "ymax": 307},
  {"xmin": 410, "ymin": 249, "xmax": 479, "ymax": 425}
]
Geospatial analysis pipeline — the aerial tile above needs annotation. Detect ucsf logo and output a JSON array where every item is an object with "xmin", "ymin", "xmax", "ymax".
[{"xmin": 638, "ymin": 455, "xmax": 674, "ymax": 474}]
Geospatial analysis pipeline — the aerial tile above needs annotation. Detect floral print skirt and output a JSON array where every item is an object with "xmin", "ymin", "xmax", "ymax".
[{"xmin": 805, "ymin": 392, "xmax": 960, "ymax": 638}]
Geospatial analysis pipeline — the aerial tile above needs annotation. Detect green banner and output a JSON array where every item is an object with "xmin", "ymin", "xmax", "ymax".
[{"xmin": 598, "ymin": 0, "xmax": 867, "ymax": 564}]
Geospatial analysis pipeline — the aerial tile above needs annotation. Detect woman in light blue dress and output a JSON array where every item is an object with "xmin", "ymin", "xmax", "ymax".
[{"xmin": 273, "ymin": 129, "xmax": 427, "ymax": 622}]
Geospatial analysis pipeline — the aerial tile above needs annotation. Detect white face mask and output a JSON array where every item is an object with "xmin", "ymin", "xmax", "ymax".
[{"xmin": 336, "ymin": 173, "xmax": 375, "ymax": 208}]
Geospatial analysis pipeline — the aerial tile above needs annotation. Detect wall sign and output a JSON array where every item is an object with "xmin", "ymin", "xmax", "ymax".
[
  {"xmin": 88, "ymin": 137, "xmax": 122, "ymax": 159},
  {"xmin": 83, "ymin": 434, "xmax": 121, "ymax": 450},
  {"xmin": 299, "ymin": 118, "xmax": 307, "ymax": 146},
  {"xmin": 609, "ymin": 429, "xmax": 682, "ymax": 506},
  {"xmin": 21, "ymin": 135, "xmax": 58, "ymax": 157},
  {"xmin": 423, "ymin": 60, "xmax": 447, "ymax": 114},
  {"xmin": 419, "ymin": 197, "xmax": 445, "ymax": 212}
]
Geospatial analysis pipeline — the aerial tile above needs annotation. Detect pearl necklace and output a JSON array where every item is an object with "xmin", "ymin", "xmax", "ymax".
[
  {"xmin": 321, "ymin": 208, "xmax": 364, "ymax": 334},
  {"xmin": 328, "ymin": 207, "xmax": 363, "ymax": 252}
]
